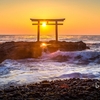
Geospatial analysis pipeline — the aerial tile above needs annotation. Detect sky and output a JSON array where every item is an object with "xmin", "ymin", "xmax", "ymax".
[{"xmin": 0, "ymin": 0, "xmax": 100, "ymax": 35}]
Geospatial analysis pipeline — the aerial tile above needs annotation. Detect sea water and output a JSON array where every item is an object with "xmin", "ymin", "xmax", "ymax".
[{"xmin": 0, "ymin": 35, "xmax": 100, "ymax": 89}]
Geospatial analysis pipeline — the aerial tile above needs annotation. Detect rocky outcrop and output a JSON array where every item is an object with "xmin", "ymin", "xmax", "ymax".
[
  {"xmin": 0, "ymin": 41, "xmax": 89, "ymax": 63},
  {"xmin": 47, "ymin": 41, "xmax": 88, "ymax": 52},
  {"xmin": 0, "ymin": 42, "xmax": 42, "ymax": 63}
]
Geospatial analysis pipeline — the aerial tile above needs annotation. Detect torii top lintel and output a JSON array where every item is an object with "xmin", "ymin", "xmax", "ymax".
[{"xmin": 30, "ymin": 18, "xmax": 65, "ymax": 22}]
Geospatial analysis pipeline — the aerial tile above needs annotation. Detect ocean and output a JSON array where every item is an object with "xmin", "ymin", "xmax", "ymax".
[{"xmin": 0, "ymin": 35, "xmax": 100, "ymax": 89}]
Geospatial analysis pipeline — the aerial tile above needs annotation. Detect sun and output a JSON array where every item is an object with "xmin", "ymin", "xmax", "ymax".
[{"xmin": 42, "ymin": 22, "xmax": 47, "ymax": 27}]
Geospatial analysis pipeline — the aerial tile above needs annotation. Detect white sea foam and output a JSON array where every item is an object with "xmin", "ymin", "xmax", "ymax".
[
  {"xmin": 0, "ymin": 50, "xmax": 100, "ymax": 89},
  {"xmin": 41, "ymin": 50, "xmax": 100, "ymax": 64}
]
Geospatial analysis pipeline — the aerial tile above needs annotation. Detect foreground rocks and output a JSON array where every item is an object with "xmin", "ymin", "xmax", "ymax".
[
  {"xmin": 0, "ymin": 41, "xmax": 89, "ymax": 63},
  {"xmin": 0, "ymin": 79, "xmax": 100, "ymax": 100}
]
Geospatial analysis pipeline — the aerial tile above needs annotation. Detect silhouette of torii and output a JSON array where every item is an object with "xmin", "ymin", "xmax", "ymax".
[{"xmin": 30, "ymin": 18, "xmax": 65, "ymax": 42}]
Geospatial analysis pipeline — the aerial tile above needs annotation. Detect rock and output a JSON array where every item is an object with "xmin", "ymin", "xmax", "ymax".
[
  {"xmin": 0, "ymin": 41, "xmax": 89, "ymax": 63},
  {"xmin": 41, "ymin": 80, "xmax": 51, "ymax": 88},
  {"xmin": 59, "ymin": 83, "xmax": 69, "ymax": 89},
  {"xmin": 28, "ymin": 92, "xmax": 41, "ymax": 98},
  {"xmin": 4, "ymin": 88, "xmax": 15, "ymax": 92},
  {"xmin": 51, "ymin": 55, "xmax": 70, "ymax": 62},
  {"xmin": 0, "ymin": 79, "xmax": 100, "ymax": 100}
]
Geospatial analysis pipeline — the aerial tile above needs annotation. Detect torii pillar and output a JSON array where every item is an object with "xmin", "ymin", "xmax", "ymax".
[
  {"xmin": 30, "ymin": 18, "xmax": 65, "ymax": 42},
  {"xmin": 37, "ymin": 21, "xmax": 40, "ymax": 42}
]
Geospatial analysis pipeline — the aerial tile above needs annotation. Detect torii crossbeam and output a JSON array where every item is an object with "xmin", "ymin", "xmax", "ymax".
[{"xmin": 30, "ymin": 18, "xmax": 65, "ymax": 42}]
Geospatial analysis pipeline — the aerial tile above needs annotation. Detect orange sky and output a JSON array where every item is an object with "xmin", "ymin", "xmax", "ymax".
[{"xmin": 0, "ymin": 0, "xmax": 100, "ymax": 35}]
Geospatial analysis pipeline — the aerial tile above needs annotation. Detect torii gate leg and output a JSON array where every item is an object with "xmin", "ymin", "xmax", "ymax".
[
  {"xmin": 37, "ymin": 21, "xmax": 40, "ymax": 42},
  {"xmin": 55, "ymin": 21, "xmax": 58, "ymax": 42}
]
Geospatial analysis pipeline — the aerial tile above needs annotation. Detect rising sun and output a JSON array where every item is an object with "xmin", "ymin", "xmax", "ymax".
[{"xmin": 42, "ymin": 22, "xmax": 47, "ymax": 27}]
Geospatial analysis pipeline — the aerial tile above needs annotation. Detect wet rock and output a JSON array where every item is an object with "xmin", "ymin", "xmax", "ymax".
[
  {"xmin": 59, "ymin": 83, "xmax": 69, "ymax": 89},
  {"xmin": 75, "ymin": 55, "xmax": 82, "ymax": 59},
  {"xmin": 28, "ymin": 92, "xmax": 41, "ymax": 98},
  {"xmin": 0, "ymin": 41, "xmax": 88, "ymax": 63},
  {"xmin": 0, "ymin": 79, "xmax": 100, "ymax": 100},
  {"xmin": 41, "ymin": 80, "xmax": 51, "ymax": 88},
  {"xmin": 4, "ymin": 88, "xmax": 15, "ymax": 92},
  {"xmin": 51, "ymin": 55, "xmax": 70, "ymax": 62}
]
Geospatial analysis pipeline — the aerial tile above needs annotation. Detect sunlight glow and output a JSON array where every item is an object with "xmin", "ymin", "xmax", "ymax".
[
  {"xmin": 40, "ymin": 43, "xmax": 47, "ymax": 47},
  {"xmin": 42, "ymin": 22, "xmax": 47, "ymax": 27}
]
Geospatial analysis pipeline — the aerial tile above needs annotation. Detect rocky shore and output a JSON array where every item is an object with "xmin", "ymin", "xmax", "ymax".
[
  {"xmin": 0, "ymin": 41, "xmax": 89, "ymax": 63},
  {"xmin": 0, "ymin": 79, "xmax": 100, "ymax": 100}
]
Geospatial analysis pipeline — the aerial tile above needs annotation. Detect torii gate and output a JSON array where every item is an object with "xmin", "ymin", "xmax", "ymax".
[{"xmin": 30, "ymin": 18, "xmax": 65, "ymax": 42}]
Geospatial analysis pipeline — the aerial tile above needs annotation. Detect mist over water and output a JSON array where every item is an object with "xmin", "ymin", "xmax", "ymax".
[{"xmin": 0, "ymin": 35, "xmax": 100, "ymax": 89}]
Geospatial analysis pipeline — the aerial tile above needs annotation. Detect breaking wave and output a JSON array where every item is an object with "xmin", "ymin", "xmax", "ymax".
[
  {"xmin": 0, "ymin": 50, "xmax": 100, "ymax": 89},
  {"xmin": 41, "ymin": 50, "xmax": 100, "ymax": 64}
]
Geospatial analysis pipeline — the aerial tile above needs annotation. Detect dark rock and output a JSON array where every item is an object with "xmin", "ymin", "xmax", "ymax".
[
  {"xmin": 89, "ymin": 55, "xmax": 100, "ymax": 60},
  {"xmin": 0, "ymin": 41, "xmax": 89, "ymax": 63},
  {"xmin": 75, "ymin": 55, "xmax": 82, "ymax": 59},
  {"xmin": 41, "ymin": 80, "xmax": 51, "ymax": 88},
  {"xmin": 51, "ymin": 55, "xmax": 70, "ymax": 62},
  {"xmin": 4, "ymin": 88, "xmax": 15, "ymax": 92},
  {"xmin": 0, "ymin": 79, "xmax": 100, "ymax": 100},
  {"xmin": 28, "ymin": 92, "xmax": 41, "ymax": 98}
]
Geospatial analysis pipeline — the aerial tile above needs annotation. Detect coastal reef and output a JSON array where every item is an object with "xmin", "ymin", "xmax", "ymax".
[{"xmin": 0, "ymin": 41, "xmax": 89, "ymax": 63}]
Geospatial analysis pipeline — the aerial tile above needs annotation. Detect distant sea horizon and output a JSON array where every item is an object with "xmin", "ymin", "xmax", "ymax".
[{"xmin": 0, "ymin": 35, "xmax": 100, "ymax": 43}]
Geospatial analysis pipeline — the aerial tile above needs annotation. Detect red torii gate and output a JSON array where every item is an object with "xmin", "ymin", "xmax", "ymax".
[{"xmin": 30, "ymin": 18, "xmax": 65, "ymax": 42}]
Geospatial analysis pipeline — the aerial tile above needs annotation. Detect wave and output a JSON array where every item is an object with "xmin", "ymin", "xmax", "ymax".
[
  {"xmin": 1, "ymin": 50, "xmax": 100, "ymax": 64},
  {"xmin": 0, "ymin": 50, "xmax": 100, "ymax": 88},
  {"xmin": 41, "ymin": 50, "xmax": 100, "ymax": 64},
  {"xmin": 56, "ymin": 73, "xmax": 98, "ymax": 79},
  {"xmin": 0, "ymin": 65, "xmax": 10, "ymax": 75}
]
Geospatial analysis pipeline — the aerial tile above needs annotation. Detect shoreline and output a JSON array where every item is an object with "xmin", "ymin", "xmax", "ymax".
[{"xmin": 0, "ymin": 78, "xmax": 100, "ymax": 100}]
